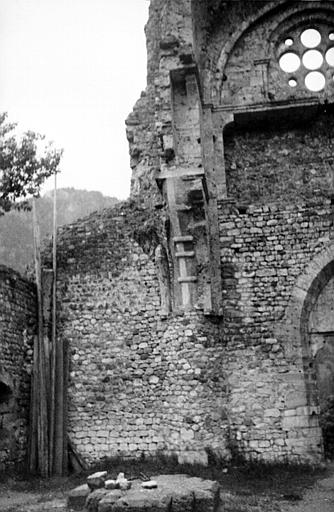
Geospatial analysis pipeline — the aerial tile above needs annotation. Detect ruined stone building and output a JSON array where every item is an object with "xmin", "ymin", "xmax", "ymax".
[{"xmin": 2, "ymin": 0, "xmax": 334, "ymax": 470}]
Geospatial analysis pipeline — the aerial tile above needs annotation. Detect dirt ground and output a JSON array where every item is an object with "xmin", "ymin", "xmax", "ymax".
[{"xmin": 0, "ymin": 461, "xmax": 333, "ymax": 512}]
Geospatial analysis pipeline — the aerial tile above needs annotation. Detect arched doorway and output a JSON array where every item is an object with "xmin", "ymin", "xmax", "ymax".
[
  {"xmin": 276, "ymin": 244, "xmax": 334, "ymax": 461},
  {"xmin": 308, "ymin": 274, "xmax": 334, "ymax": 458},
  {"xmin": 0, "ymin": 375, "xmax": 14, "ymax": 469}
]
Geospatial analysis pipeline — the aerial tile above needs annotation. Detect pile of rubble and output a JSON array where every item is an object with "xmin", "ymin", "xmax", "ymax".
[{"xmin": 67, "ymin": 471, "xmax": 220, "ymax": 512}]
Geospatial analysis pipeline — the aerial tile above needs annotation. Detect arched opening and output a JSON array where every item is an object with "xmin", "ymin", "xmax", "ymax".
[
  {"xmin": 0, "ymin": 379, "xmax": 14, "ymax": 459},
  {"xmin": 275, "ymin": 245, "xmax": 334, "ymax": 461},
  {"xmin": 294, "ymin": 258, "xmax": 334, "ymax": 459},
  {"xmin": 0, "ymin": 381, "xmax": 13, "ymax": 404},
  {"xmin": 307, "ymin": 271, "xmax": 334, "ymax": 458}
]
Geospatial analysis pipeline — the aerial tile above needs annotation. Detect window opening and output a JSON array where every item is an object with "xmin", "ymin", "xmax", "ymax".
[
  {"xmin": 326, "ymin": 47, "xmax": 334, "ymax": 66},
  {"xmin": 303, "ymin": 49, "xmax": 323, "ymax": 70},
  {"xmin": 279, "ymin": 52, "xmax": 301, "ymax": 73},
  {"xmin": 300, "ymin": 28, "xmax": 321, "ymax": 48},
  {"xmin": 279, "ymin": 26, "xmax": 334, "ymax": 92},
  {"xmin": 305, "ymin": 71, "xmax": 326, "ymax": 92}
]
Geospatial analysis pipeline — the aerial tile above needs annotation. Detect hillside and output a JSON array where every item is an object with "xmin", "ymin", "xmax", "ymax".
[{"xmin": 0, "ymin": 188, "xmax": 119, "ymax": 273}]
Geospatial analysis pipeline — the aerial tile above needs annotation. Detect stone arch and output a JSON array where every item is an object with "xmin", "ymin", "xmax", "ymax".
[
  {"xmin": 207, "ymin": 0, "xmax": 334, "ymax": 103},
  {"xmin": 280, "ymin": 243, "xmax": 334, "ymax": 352},
  {"xmin": 278, "ymin": 242, "xmax": 334, "ymax": 441},
  {"xmin": 205, "ymin": 0, "xmax": 289, "ymax": 102}
]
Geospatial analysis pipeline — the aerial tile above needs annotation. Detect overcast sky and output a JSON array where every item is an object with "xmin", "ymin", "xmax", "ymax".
[{"xmin": 0, "ymin": 0, "xmax": 149, "ymax": 200}]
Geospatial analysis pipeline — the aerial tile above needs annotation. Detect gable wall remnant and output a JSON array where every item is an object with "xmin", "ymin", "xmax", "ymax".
[{"xmin": 34, "ymin": 0, "xmax": 334, "ymax": 467}]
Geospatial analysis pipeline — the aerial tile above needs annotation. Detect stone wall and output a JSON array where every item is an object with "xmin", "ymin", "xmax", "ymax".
[
  {"xmin": 0, "ymin": 266, "xmax": 36, "ymax": 471},
  {"xmin": 217, "ymin": 198, "xmax": 334, "ymax": 461},
  {"xmin": 224, "ymin": 111, "xmax": 334, "ymax": 206},
  {"xmin": 40, "ymin": 196, "xmax": 330, "ymax": 464},
  {"xmin": 46, "ymin": 203, "xmax": 231, "ymax": 465},
  {"xmin": 36, "ymin": 0, "xmax": 334, "ymax": 466}
]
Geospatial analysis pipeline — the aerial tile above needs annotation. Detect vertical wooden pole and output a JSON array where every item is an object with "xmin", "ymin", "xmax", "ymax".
[
  {"xmin": 54, "ymin": 326, "xmax": 64, "ymax": 475},
  {"xmin": 49, "ymin": 172, "xmax": 57, "ymax": 473},
  {"xmin": 63, "ymin": 338, "xmax": 69, "ymax": 474},
  {"xmin": 32, "ymin": 198, "xmax": 49, "ymax": 477},
  {"xmin": 52, "ymin": 172, "xmax": 66, "ymax": 476},
  {"xmin": 28, "ymin": 334, "xmax": 38, "ymax": 472}
]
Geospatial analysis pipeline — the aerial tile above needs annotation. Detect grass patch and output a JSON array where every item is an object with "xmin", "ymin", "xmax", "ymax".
[{"xmin": 0, "ymin": 453, "xmax": 329, "ymax": 505}]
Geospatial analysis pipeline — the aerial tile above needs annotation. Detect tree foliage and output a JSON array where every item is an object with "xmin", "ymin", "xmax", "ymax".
[{"xmin": 0, "ymin": 112, "xmax": 63, "ymax": 215}]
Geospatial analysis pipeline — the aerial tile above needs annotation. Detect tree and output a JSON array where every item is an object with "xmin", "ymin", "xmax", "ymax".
[{"xmin": 0, "ymin": 112, "xmax": 63, "ymax": 215}]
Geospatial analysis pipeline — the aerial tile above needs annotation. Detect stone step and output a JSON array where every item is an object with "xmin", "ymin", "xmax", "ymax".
[
  {"xmin": 178, "ymin": 276, "xmax": 197, "ymax": 283},
  {"xmin": 175, "ymin": 251, "xmax": 195, "ymax": 258},
  {"xmin": 173, "ymin": 235, "xmax": 193, "ymax": 243},
  {"xmin": 175, "ymin": 204, "xmax": 192, "ymax": 211}
]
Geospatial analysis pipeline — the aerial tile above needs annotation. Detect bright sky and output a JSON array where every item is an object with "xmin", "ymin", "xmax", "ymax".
[{"xmin": 0, "ymin": 0, "xmax": 149, "ymax": 200}]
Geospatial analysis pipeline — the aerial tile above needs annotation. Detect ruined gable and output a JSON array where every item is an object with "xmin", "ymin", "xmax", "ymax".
[{"xmin": 6, "ymin": 1, "xmax": 334, "ymax": 471}]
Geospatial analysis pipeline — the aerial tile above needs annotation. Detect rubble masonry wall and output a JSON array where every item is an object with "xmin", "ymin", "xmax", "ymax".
[{"xmin": 0, "ymin": 266, "xmax": 36, "ymax": 470}]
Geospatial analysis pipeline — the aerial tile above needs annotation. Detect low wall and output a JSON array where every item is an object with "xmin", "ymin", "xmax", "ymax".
[{"xmin": 0, "ymin": 266, "xmax": 36, "ymax": 471}]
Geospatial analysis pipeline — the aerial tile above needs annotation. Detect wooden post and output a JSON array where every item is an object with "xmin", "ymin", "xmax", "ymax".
[
  {"xmin": 32, "ymin": 198, "xmax": 49, "ymax": 477},
  {"xmin": 51, "ymin": 172, "xmax": 67, "ymax": 476},
  {"xmin": 28, "ymin": 334, "xmax": 38, "ymax": 472},
  {"xmin": 49, "ymin": 172, "xmax": 57, "ymax": 473}
]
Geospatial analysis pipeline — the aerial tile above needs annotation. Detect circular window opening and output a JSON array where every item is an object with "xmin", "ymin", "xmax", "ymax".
[
  {"xmin": 303, "ymin": 49, "xmax": 324, "ymax": 70},
  {"xmin": 305, "ymin": 71, "xmax": 326, "ymax": 91},
  {"xmin": 289, "ymin": 78, "xmax": 297, "ymax": 87},
  {"xmin": 301, "ymin": 28, "xmax": 321, "ymax": 48},
  {"xmin": 279, "ymin": 52, "xmax": 301, "ymax": 73},
  {"xmin": 326, "ymin": 47, "xmax": 334, "ymax": 66},
  {"xmin": 285, "ymin": 38, "xmax": 294, "ymax": 47},
  {"xmin": 329, "ymin": 32, "xmax": 334, "ymax": 41}
]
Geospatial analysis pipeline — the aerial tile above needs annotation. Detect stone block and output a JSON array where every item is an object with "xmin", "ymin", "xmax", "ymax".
[
  {"xmin": 112, "ymin": 486, "xmax": 171, "ymax": 512},
  {"xmin": 193, "ymin": 481, "xmax": 220, "ymax": 512},
  {"xmin": 170, "ymin": 487, "xmax": 194, "ymax": 512},
  {"xmin": 86, "ymin": 489, "xmax": 110, "ymax": 512},
  {"xmin": 118, "ymin": 478, "xmax": 132, "ymax": 490},
  {"xmin": 282, "ymin": 415, "xmax": 309, "ymax": 429},
  {"xmin": 105, "ymin": 479, "xmax": 119, "ymax": 490},
  {"xmin": 141, "ymin": 480, "xmax": 158, "ymax": 489},
  {"xmin": 67, "ymin": 483, "xmax": 90, "ymax": 511},
  {"xmin": 98, "ymin": 490, "xmax": 123, "ymax": 512},
  {"xmin": 318, "ymin": 477, "xmax": 334, "ymax": 491},
  {"xmin": 264, "ymin": 408, "xmax": 280, "ymax": 418},
  {"xmin": 87, "ymin": 471, "xmax": 108, "ymax": 490}
]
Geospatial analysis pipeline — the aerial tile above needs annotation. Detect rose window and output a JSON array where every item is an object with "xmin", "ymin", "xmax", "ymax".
[{"xmin": 278, "ymin": 27, "xmax": 334, "ymax": 92}]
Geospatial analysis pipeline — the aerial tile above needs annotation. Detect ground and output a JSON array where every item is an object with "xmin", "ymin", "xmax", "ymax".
[{"xmin": 0, "ymin": 460, "xmax": 333, "ymax": 512}]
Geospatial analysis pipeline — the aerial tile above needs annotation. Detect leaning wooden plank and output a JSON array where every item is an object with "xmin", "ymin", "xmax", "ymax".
[
  {"xmin": 62, "ymin": 338, "xmax": 69, "ymax": 474},
  {"xmin": 53, "ymin": 335, "xmax": 64, "ymax": 475},
  {"xmin": 28, "ymin": 334, "xmax": 38, "ymax": 473}
]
